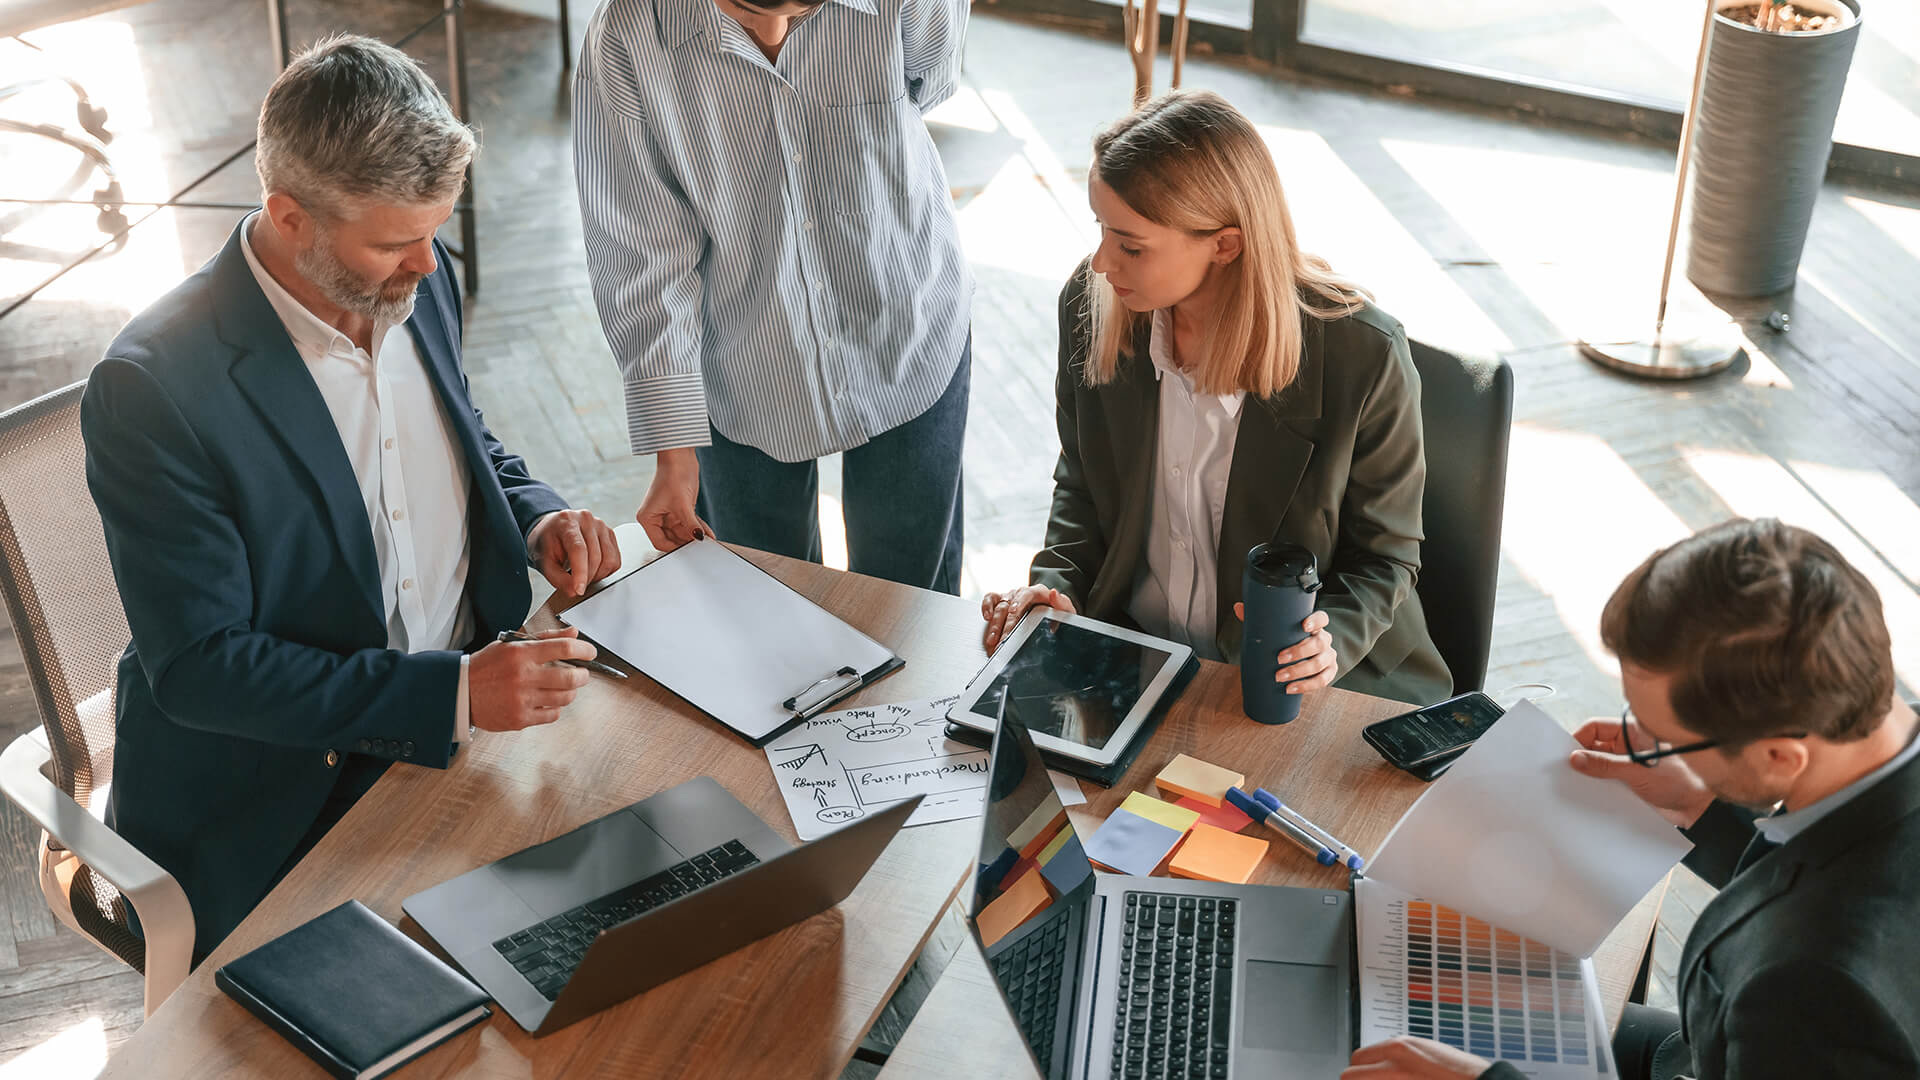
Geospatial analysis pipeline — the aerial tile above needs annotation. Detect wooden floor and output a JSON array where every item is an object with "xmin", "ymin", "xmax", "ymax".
[{"xmin": 3, "ymin": 0, "xmax": 1919, "ymax": 1070}]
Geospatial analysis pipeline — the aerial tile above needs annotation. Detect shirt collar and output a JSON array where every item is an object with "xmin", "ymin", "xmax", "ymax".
[
  {"xmin": 238, "ymin": 211, "xmax": 392, "ymax": 361},
  {"xmin": 669, "ymin": 0, "xmax": 873, "ymax": 51},
  {"xmin": 1756, "ymin": 722, "xmax": 1920, "ymax": 845},
  {"xmin": 1149, "ymin": 309, "xmax": 1245, "ymax": 417}
]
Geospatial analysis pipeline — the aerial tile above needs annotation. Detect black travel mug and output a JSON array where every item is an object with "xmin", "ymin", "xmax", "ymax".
[{"xmin": 1240, "ymin": 542, "xmax": 1323, "ymax": 725}]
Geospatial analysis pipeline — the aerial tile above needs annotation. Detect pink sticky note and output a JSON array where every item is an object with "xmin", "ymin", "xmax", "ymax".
[{"xmin": 1177, "ymin": 795, "xmax": 1253, "ymax": 833}]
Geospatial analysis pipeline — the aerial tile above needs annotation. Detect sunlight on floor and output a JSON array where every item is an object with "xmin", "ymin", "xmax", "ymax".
[
  {"xmin": 1257, "ymin": 125, "xmax": 1516, "ymax": 355},
  {"xmin": 2, "ymin": 19, "xmax": 184, "ymax": 316},
  {"xmin": 1500, "ymin": 424, "xmax": 1694, "ymax": 674},
  {"xmin": 0, "ymin": 1016, "xmax": 108, "ymax": 1080},
  {"xmin": 1378, "ymin": 137, "xmax": 1689, "ymax": 345}
]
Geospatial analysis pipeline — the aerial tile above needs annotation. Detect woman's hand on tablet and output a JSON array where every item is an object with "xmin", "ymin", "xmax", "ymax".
[{"xmin": 981, "ymin": 585, "xmax": 1076, "ymax": 654}]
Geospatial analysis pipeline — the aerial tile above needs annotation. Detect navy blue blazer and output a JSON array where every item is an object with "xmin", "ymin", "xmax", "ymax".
[{"xmin": 82, "ymin": 219, "xmax": 568, "ymax": 953}]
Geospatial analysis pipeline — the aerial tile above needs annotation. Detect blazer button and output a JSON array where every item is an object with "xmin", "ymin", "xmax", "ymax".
[
  {"xmin": 372, "ymin": 738, "xmax": 387, "ymax": 755},
  {"xmin": 401, "ymin": 740, "xmax": 416, "ymax": 758},
  {"xmin": 325, "ymin": 750, "xmax": 340, "ymax": 768},
  {"xmin": 355, "ymin": 738, "xmax": 370, "ymax": 753}
]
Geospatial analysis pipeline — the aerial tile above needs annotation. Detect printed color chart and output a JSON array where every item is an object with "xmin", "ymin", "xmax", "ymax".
[{"xmin": 1357, "ymin": 880, "xmax": 1613, "ymax": 1079}]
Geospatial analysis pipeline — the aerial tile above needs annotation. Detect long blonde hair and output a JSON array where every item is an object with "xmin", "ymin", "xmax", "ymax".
[{"xmin": 1086, "ymin": 90, "xmax": 1368, "ymax": 397}]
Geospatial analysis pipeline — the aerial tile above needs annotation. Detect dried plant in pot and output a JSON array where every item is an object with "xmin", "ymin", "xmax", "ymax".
[{"xmin": 1685, "ymin": 0, "xmax": 1862, "ymax": 297}]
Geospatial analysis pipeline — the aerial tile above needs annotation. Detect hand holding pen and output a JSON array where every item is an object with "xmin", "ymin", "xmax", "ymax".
[{"xmin": 497, "ymin": 628, "xmax": 627, "ymax": 679}]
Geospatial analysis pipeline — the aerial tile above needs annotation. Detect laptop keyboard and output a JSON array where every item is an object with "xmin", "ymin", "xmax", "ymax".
[
  {"xmin": 988, "ymin": 908, "xmax": 1072, "ymax": 1055},
  {"xmin": 490, "ymin": 840, "xmax": 761, "ymax": 1000},
  {"xmin": 1113, "ymin": 892, "xmax": 1236, "ymax": 1080}
]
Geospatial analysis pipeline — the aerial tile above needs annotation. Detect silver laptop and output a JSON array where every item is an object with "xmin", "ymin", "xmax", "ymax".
[
  {"xmin": 969, "ymin": 712, "xmax": 1354, "ymax": 1079},
  {"xmin": 405, "ymin": 776, "xmax": 921, "ymax": 1035}
]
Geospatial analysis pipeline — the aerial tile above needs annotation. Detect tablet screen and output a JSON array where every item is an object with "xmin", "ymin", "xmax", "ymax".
[{"xmin": 968, "ymin": 618, "xmax": 1174, "ymax": 750}]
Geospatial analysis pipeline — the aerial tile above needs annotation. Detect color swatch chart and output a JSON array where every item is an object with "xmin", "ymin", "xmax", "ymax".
[{"xmin": 1357, "ymin": 880, "xmax": 1613, "ymax": 1079}]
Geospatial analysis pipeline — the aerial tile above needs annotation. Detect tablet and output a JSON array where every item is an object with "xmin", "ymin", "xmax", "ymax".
[{"xmin": 947, "ymin": 608, "xmax": 1194, "ymax": 768}]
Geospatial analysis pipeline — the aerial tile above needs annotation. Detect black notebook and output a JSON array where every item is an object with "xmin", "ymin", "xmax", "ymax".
[{"xmin": 215, "ymin": 899, "xmax": 491, "ymax": 1079}]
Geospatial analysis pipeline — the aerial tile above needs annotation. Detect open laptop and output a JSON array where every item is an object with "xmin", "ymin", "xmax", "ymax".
[
  {"xmin": 404, "ymin": 776, "xmax": 922, "ymax": 1035},
  {"xmin": 969, "ymin": 711, "xmax": 1354, "ymax": 1079}
]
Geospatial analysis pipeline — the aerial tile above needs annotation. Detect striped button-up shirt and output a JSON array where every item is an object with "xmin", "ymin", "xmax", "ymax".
[{"xmin": 573, "ymin": 0, "xmax": 974, "ymax": 463}]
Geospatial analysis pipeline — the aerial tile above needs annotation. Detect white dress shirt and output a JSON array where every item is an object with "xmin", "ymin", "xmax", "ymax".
[
  {"xmin": 240, "ymin": 214, "xmax": 474, "ymax": 741},
  {"xmin": 1127, "ymin": 309, "xmax": 1247, "ymax": 662}
]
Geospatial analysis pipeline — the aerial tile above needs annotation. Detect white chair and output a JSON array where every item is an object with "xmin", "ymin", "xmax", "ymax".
[{"xmin": 0, "ymin": 382, "xmax": 193, "ymax": 1017}]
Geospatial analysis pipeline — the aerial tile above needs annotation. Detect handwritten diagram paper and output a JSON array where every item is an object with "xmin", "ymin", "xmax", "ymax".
[{"xmin": 765, "ymin": 698, "xmax": 1082, "ymax": 841}]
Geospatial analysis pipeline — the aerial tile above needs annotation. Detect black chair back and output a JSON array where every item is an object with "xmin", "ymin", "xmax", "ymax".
[{"xmin": 1408, "ymin": 342, "xmax": 1513, "ymax": 695}]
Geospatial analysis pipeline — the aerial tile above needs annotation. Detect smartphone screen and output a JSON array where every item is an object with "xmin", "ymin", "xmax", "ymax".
[{"xmin": 1364, "ymin": 693, "xmax": 1504, "ymax": 768}]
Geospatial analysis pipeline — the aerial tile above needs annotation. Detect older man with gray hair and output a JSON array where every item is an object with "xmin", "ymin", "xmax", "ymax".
[{"xmin": 83, "ymin": 34, "xmax": 621, "ymax": 956}]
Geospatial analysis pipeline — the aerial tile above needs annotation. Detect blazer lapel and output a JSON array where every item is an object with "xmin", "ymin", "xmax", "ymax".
[
  {"xmin": 1678, "ymin": 748, "xmax": 1920, "ymax": 1038},
  {"xmin": 404, "ymin": 266, "xmax": 526, "ymax": 570},
  {"xmin": 213, "ymin": 222, "xmax": 384, "ymax": 626},
  {"xmin": 1211, "ymin": 320, "xmax": 1323, "ymax": 653}
]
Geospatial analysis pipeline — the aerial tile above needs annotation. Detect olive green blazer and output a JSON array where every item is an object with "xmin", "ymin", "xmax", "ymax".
[{"xmin": 1028, "ymin": 263, "xmax": 1451, "ymax": 706}]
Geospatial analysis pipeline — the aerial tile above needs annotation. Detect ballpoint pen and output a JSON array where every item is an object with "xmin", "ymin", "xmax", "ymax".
[
  {"xmin": 1253, "ymin": 787, "xmax": 1366, "ymax": 871},
  {"xmin": 496, "ymin": 629, "xmax": 628, "ymax": 679},
  {"xmin": 1225, "ymin": 787, "xmax": 1337, "ymax": 866}
]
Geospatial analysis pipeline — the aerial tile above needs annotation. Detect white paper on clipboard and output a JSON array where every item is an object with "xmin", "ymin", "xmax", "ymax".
[{"xmin": 559, "ymin": 538, "xmax": 900, "ymax": 741}]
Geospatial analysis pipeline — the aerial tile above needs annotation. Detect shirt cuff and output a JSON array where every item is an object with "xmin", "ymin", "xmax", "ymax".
[
  {"xmin": 454, "ymin": 653, "xmax": 472, "ymax": 744},
  {"xmin": 624, "ymin": 371, "xmax": 712, "ymax": 456}
]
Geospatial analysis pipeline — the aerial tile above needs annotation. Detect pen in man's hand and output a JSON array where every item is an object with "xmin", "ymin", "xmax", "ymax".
[{"xmin": 495, "ymin": 629, "xmax": 628, "ymax": 679}]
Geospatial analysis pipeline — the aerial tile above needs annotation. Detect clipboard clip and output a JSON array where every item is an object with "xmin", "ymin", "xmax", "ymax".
[{"xmin": 783, "ymin": 665, "xmax": 862, "ymax": 719}]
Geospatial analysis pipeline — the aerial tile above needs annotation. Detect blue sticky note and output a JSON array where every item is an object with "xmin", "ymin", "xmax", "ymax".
[
  {"xmin": 1083, "ymin": 809, "xmax": 1185, "ymax": 877},
  {"xmin": 1039, "ymin": 834, "xmax": 1094, "ymax": 894}
]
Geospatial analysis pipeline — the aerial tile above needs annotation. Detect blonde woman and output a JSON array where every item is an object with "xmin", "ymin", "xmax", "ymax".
[{"xmin": 982, "ymin": 90, "xmax": 1450, "ymax": 707}]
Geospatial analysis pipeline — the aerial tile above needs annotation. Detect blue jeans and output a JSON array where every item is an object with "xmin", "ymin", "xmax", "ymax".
[{"xmin": 695, "ymin": 340, "xmax": 968, "ymax": 595}]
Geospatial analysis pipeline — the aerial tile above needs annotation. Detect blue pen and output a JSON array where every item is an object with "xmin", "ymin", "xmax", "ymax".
[
  {"xmin": 1224, "ymin": 787, "xmax": 1336, "ymax": 867},
  {"xmin": 1253, "ymin": 788, "xmax": 1366, "ymax": 872}
]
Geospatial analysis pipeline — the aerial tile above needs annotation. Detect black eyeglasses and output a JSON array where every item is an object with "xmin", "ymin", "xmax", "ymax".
[{"xmin": 1618, "ymin": 706, "xmax": 1807, "ymax": 767}]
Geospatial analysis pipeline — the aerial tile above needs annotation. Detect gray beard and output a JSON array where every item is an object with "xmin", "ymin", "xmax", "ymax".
[{"xmin": 295, "ymin": 237, "xmax": 420, "ymax": 324}]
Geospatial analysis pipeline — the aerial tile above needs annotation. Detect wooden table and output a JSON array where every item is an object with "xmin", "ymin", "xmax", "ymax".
[
  {"xmin": 101, "ymin": 549, "xmax": 990, "ymax": 1080},
  {"xmin": 876, "ymin": 677, "xmax": 1670, "ymax": 1079}
]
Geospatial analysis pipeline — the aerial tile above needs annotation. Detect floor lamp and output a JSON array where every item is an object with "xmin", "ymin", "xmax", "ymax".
[{"xmin": 1579, "ymin": 0, "xmax": 1744, "ymax": 379}]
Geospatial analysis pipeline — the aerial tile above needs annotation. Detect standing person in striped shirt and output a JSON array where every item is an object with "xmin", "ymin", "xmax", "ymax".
[{"xmin": 573, "ymin": 0, "xmax": 974, "ymax": 593}]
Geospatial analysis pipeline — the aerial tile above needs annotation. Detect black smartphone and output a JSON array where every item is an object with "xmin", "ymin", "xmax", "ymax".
[{"xmin": 1362, "ymin": 691, "xmax": 1505, "ymax": 776}]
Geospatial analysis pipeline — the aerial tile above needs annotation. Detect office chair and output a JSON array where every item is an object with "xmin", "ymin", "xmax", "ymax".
[
  {"xmin": 0, "ymin": 383, "xmax": 194, "ymax": 1017},
  {"xmin": 1407, "ymin": 341, "xmax": 1514, "ymax": 695}
]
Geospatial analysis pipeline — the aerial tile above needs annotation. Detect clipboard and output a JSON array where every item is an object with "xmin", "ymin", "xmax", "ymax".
[{"xmin": 558, "ymin": 539, "xmax": 904, "ymax": 745}]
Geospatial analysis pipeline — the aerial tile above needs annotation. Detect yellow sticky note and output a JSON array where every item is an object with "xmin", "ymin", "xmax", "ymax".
[
  {"xmin": 1120, "ymin": 791, "xmax": 1201, "ymax": 836},
  {"xmin": 1155, "ymin": 754, "xmax": 1245, "ymax": 808},
  {"xmin": 1169, "ymin": 823, "xmax": 1270, "ymax": 884},
  {"xmin": 1037, "ymin": 823, "xmax": 1078, "ymax": 866},
  {"xmin": 976, "ymin": 863, "xmax": 1053, "ymax": 947}
]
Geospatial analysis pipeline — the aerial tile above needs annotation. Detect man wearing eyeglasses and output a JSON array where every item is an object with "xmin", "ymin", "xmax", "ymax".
[{"xmin": 1346, "ymin": 517, "xmax": 1920, "ymax": 1080}]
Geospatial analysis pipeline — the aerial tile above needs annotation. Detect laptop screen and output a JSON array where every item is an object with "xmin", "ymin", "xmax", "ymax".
[{"xmin": 973, "ymin": 707, "xmax": 1096, "ymax": 926}]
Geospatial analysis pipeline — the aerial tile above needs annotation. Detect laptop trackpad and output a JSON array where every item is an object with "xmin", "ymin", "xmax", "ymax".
[
  {"xmin": 1239, "ymin": 960, "xmax": 1345, "ymax": 1057},
  {"xmin": 490, "ymin": 809, "xmax": 680, "ymax": 918}
]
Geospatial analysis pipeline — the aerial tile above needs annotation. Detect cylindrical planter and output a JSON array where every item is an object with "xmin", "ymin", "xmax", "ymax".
[{"xmin": 1686, "ymin": 0, "xmax": 1861, "ymax": 297}]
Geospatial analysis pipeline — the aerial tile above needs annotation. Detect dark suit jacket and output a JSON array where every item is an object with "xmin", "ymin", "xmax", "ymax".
[
  {"xmin": 1029, "ymin": 262, "xmax": 1449, "ymax": 706},
  {"xmin": 1483, "ymin": 730, "xmax": 1920, "ymax": 1080},
  {"xmin": 83, "ymin": 219, "xmax": 569, "ymax": 953}
]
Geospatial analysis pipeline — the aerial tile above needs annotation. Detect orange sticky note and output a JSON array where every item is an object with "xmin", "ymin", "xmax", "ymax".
[
  {"xmin": 1169, "ymin": 823, "xmax": 1269, "ymax": 884},
  {"xmin": 1176, "ymin": 795, "xmax": 1253, "ymax": 834},
  {"xmin": 977, "ymin": 863, "xmax": 1054, "ymax": 947},
  {"xmin": 1156, "ymin": 754, "xmax": 1245, "ymax": 808}
]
